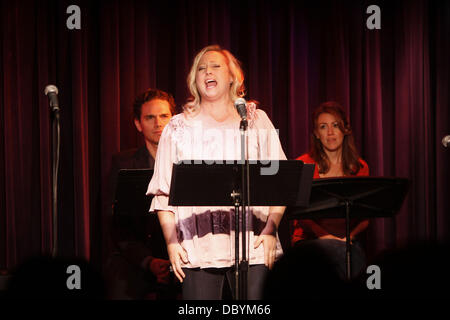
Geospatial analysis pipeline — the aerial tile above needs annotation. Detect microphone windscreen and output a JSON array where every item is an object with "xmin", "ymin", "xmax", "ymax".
[
  {"xmin": 442, "ymin": 135, "xmax": 450, "ymax": 147},
  {"xmin": 234, "ymin": 98, "xmax": 247, "ymax": 120},
  {"xmin": 45, "ymin": 85, "xmax": 59, "ymax": 96}
]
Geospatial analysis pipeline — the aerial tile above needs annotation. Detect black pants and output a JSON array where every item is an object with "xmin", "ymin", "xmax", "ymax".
[
  {"xmin": 182, "ymin": 264, "xmax": 268, "ymax": 300},
  {"xmin": 295, "ymin": 239, "xmax": 366, "ymax": 279}
]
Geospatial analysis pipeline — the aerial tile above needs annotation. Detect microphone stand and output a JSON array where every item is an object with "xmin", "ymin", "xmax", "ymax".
[
  {"xmin": 51, "ymin": 108, "xmax": 61, "ymax": 258},
  {"xmin": 238, "ymin": 118, "xmax": 249, "ymax": 299}
]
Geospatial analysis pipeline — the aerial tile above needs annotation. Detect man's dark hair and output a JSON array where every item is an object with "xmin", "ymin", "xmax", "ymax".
[{"xmin": 133, "ymin": 88, "xmax": 176, "ymax": 120}]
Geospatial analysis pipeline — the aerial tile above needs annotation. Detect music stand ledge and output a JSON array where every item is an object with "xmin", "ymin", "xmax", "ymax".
[
  {"xmin": 168, "ymin": 160, "xmax": 313, "ymax": 299},
  {"xmin": 287, "ymin": 176, "xmax": 410, "ymax": 280}
]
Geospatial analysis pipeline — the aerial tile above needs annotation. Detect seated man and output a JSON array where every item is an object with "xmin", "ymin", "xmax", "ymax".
[{"xmin": 104, "ymin": 88, "xmax": 179, "ymax": 299}]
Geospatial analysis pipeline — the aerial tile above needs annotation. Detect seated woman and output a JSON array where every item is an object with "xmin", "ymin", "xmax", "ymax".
[{"xmin": 292, "ymin": 101, "xmax": 369, "ymax": 279}]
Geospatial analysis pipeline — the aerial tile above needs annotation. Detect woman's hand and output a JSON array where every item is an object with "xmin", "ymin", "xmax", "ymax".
[
  {"xmin": 254, "ymin": 206, "xmax": 285, "ymax": 270},
  {"xmin": 167, "ymin": 242, "xmax": 189, "ymax": 283},
  {"xmin": 254, "ymin": 234, "xmax": 277, "ymax": 270},
  {"xmin": 157, "ymin": 211, "xmax": 188, "ymax": 283}
]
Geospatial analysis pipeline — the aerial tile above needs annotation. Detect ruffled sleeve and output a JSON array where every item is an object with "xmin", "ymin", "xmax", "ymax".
[{"xmin": 146, "ymin": 115, "xmax": 181, "ymax": 214}]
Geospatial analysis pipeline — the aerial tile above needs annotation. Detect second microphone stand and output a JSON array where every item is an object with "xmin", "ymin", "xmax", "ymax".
[{"xmin": 51, "ymin": 108, "xmax": 60, "ymax": 258}]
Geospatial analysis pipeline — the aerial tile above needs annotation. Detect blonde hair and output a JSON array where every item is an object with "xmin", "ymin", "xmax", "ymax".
[{"xmin": 184, "ymin": 45, "xmax": 245, "ymax": 115}]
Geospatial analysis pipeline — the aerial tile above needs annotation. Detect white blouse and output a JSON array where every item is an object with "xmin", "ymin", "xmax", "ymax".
[{"xmin": 146, "ymin": 103, "xmax": 287, "ymax": 268}]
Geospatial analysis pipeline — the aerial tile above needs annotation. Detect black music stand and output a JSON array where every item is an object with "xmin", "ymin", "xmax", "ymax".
[
  {"xmin": 287, "ymin": 177, "xmax": 410, "ymax": 280},
  {"xmin": 168, "ymin": 160, "xmax": 313, "ymax": 300},
  {"xmin": 113, "ymin": 169, "xmax": 154, "ymax": 216}
]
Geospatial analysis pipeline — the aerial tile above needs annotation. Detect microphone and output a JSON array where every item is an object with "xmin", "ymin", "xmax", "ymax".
[
  {"xmin": 44, "ymin": 85, "xmax": 60, "ymax": 112},
  {"xmin": 442, "ymin": 135, "xmax": 450, "ymax": 148},
  {"xmin": 234, "ymin": 98, "xmax": 247, "ymax": 121}
]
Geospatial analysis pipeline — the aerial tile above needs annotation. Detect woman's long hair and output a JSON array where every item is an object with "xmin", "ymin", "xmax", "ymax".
[
  {"xmin": 309, "ymin": 101, "xmax": 363, "ymax": 176},
  {"xmin": 184, "ymin": 45, "xmax": 245, "ymax": 116}
]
